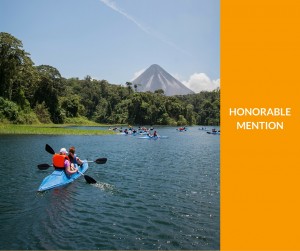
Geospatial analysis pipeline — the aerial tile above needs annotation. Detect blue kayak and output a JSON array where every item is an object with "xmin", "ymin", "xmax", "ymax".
[
  {"xmin": 38, "ymin": 161, "xmax": 88, "ymax": 192},
  {"xmin": 207, "ymin": 131, "xmax": 220, "ymax": 135}
]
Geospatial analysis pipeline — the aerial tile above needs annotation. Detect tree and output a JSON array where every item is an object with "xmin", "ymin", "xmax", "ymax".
[
  {"xmin": 128, "ymin": 93, "xmax": 142, "ymax": 124},
  {"xmin": 34, "ymin": 102, "xmax": 51, "ymax": 123},
  {"xmin": 185, "ymin": 104, "xmax": 196, "ymax": 125},
  {"xmin": 0, "ymin": 97, "xmax": 19, "ymax": 121},
  {"xmin": 33, "ymin": 65, "xmax": 64, "ymax": 123},
  {"xmin": 177, "ymin": 115, "xmax": 188, "ymax": 126},
  {"xmin": 61, "ymin": 95, "xmax": 81, "ymax": 118},
  {"xmin": 0, "ymin": 32, "xmax": 36, "ymax": 103},
  {"xmin": 93, "ymin": 98, "xmax": 109, "ymax": 123},
  {"xmin": 125, "ymin": 81, "xmax": 133, "ymax": 94},
  {"xmin": 165, "ymin": 97, "xmax": 184, "ymax": 120},
  {"xmin": 154, "ymin": 89, "xmax": 165, "ymax": 95}
]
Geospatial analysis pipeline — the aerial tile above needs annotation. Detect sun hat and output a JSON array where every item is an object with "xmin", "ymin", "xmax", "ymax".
[{"xmin": 60, "ymin": 148, "xmax": 68, "ymax": 154}]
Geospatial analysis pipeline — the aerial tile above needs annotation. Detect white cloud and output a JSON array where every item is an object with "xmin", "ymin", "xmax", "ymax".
[{"xmin": 182, "ymin": 73, "xmax": 220, "ymax": 93}]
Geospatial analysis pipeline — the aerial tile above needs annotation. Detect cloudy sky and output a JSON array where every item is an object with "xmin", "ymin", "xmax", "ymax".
[{"xmin": 0, "ymin": 0, "xmax": 220, "ymax": 93}]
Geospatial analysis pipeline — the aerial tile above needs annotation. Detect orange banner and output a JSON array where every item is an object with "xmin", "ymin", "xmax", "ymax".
[{"xmin": 221, "ymin": 0, "xmax": 300, "ymax": 250}]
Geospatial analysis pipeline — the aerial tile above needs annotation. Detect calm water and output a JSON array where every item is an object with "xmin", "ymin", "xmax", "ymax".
[{"xmin": 0, "ymin": 126, "xmax": 220, "ymax": 250}]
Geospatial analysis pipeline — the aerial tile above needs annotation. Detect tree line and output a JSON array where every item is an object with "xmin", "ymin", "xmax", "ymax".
[{"xmin": 0, "ymin": 32, "xmax": 220, "ymax": 126}]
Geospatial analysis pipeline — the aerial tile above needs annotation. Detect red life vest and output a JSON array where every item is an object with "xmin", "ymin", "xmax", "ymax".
[{"xmin": 52, "ymin": 154, "xmax": 70, "ymax": 169}]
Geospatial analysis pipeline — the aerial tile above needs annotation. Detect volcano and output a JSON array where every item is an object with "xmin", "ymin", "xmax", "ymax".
[{"xmin": 132, "ymin": 64, "xmax": 194, "ymax": 96}]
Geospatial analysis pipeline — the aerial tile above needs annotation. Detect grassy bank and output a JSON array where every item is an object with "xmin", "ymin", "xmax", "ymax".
[{"xmin": 0, "ymin": 124, "xmax": 115, "ymax": 135}]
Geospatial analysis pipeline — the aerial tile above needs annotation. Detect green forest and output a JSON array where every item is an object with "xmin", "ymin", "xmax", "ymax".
[{"xmin": 0, "ymin": 32, "xmax": 220, "ymax": 126}]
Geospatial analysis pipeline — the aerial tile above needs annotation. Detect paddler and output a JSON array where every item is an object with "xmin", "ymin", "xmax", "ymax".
[
  {"xmin": 68, "ymin": 146, "xmax": 83, "ymax": 166},
  {"xmin": 52, "ymin": 148, "xmax": 78, "ymax": 177}
]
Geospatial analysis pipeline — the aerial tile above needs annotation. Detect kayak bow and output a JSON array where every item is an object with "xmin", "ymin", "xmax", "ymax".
[{"xmin": 38, "ymin": 161, "xmax": 89, "ymax": 192}]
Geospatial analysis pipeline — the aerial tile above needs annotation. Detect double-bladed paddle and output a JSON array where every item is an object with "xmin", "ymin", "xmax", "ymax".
[{"xmin": 45, "ymin": 144, "xmax": 107, "ymax": 164}]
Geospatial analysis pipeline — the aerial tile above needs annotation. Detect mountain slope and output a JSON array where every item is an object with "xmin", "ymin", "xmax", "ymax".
[{"xmin": 132, "ymin": 64, "xmax": 194, "ymax": 96}]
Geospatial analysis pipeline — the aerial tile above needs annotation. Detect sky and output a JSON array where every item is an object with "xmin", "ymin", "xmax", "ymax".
[{"xmin": 0, "ymin": 0, "xmax": 220, "ymax": 93}]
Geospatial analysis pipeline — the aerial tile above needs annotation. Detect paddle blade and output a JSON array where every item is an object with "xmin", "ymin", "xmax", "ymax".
[
  {"xmin": 84, "ymin": 175, "xmax": 97, "ymax": 184},
  {"xmin": 37, "ymin": 163, "xmax": 52, "ymax": 170},
  {"xmin": 94, "ymin": 158, "xmax": 107, "ymax": 164},
  {"xmin": 45, "ymin": 144, "xmax": 55, "ymax": 154}
]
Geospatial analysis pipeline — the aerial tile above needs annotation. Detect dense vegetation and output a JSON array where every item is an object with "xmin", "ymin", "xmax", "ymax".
[{"xmin": 0, "ymin": 32, "xmax": 220, "ymax": 126}]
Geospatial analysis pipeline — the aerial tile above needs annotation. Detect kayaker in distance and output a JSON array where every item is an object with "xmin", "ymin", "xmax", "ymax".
[
  {"xmin": 147, "ymin": 130, "xmax": 158, "ymax": 138},
  {"xmin": 68, "ymin": 146, "xmax": 83, "ymax": 167},
  {"xmin": 52, "ymin": 148, "xmax": 78, "ymax": 177}
]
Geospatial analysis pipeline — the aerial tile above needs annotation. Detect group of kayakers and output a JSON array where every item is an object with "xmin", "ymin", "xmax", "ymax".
[
  {"xmin": 112, "ymin": 126, "xmax": 156, "ymax": 136},
  {"xmin": 52, "ymin": 146, "xmax": 83, "ymax": 176}
]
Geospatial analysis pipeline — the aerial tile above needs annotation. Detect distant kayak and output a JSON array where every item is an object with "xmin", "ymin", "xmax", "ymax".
[
  {"xmin": 138, "ymin": 135, "xmax": 169, "ymax": 139},
  {"xmin": 207, "ymin": 131, "xmax": 220, "ymax": 135},
  {"xmin": 117, "ymin": 132, "xmax": 137, "ymax": 136},
  {"xmin": 139, "ymin": 132, "xmax": 148, "ymax": 135},
  {"xmin": 38, "ymin": 161, "xmax": 88, "ymax": 192}
]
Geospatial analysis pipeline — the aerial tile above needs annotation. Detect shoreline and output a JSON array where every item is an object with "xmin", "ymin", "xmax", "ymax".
[{"xmin": 0, "ymin": 124, "xmax": 116, "ymax": 135}]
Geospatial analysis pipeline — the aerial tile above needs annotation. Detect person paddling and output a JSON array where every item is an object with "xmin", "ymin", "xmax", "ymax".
[
  {"xmin": 68, "ymin": 146, "xmax": 83, "ymax": 167},
  {"xmin": 52, "ymin": 148, "xmax": 78, "ymax": 177}
]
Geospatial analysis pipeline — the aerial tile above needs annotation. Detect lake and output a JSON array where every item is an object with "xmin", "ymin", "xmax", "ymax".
[{"xmin": 0, "ymin": 126, "xmax": 220, "ymax": 250}]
